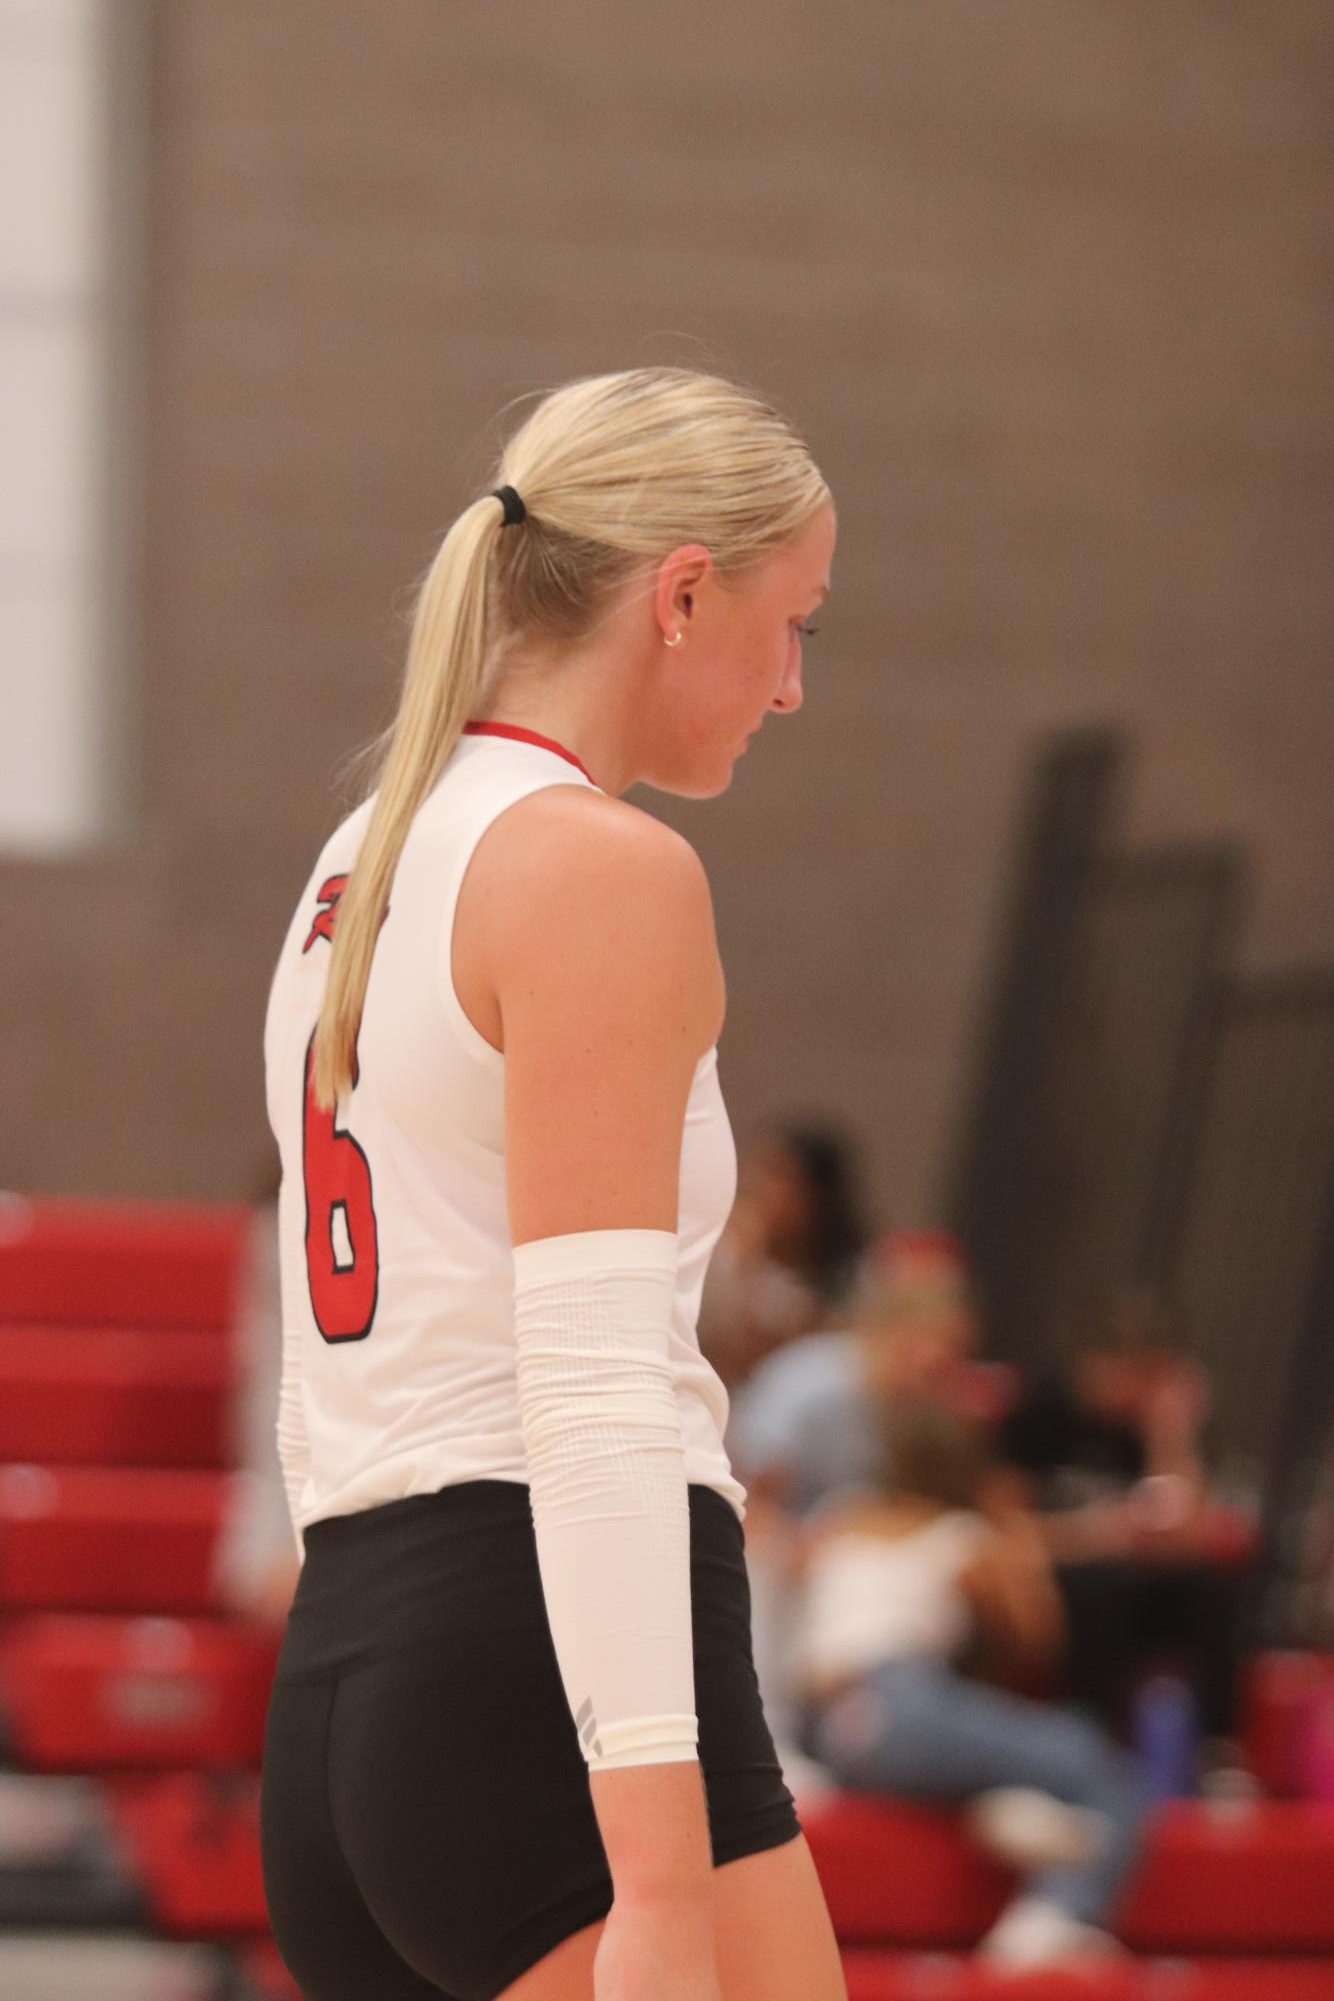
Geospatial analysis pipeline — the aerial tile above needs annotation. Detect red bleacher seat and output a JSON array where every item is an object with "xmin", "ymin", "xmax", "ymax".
[
  {"xmin": 1119, "ymin": 1800, "xmax": 1334, "ymax": 1953},
  {"xmin": 240, "ymin": 1938, "xmax": 301, "ymax": 2001},
  {"xmin": 841, "ymin": 1953, "xmax": 1334, "ymax": 2000},
  {"xmin": 0, "ymin": 1197, "xmax": 249, "ymax": 1331},
  {"xmin": 803, "ymin": 1795, "xmax": 1010, "ymax": 1946},
  {"xmin": 107, "ymin": 1773, "xmax": 268, "ymax": 1938},
  {"xmin": 0, "ymin": 1464, "xmax": 231, "ymax": 1613},
  {"xmin": 0, "ymin": 1614, "xmax": 277, "ymax": 1770},
  {"xmin": 0, "ymin": 1329, "xmax": 233, "ymax": 1468},
  {"xmin": 803, "ymin": 1793, "xmax": 1334, "ymax": 1955},
  {"xmin": 1243, "ymin": 1650, "xmax": 1334, "ymax": 1799}
]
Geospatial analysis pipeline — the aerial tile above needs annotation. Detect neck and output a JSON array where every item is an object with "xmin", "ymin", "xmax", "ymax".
[{"xmin": 477, "ymin": 638, "xmax": 652, "ymax": 799}]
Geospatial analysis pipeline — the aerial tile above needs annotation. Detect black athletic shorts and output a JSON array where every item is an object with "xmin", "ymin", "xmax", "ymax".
[{"xmin": 260, "ymin": 1479, "xmax": 801, "ymax": 2001}]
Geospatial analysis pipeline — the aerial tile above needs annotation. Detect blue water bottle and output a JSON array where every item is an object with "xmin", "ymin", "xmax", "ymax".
[{"xmin": 1132, "ymin": 1671, "xmax": 1198, "ymax": 1801}]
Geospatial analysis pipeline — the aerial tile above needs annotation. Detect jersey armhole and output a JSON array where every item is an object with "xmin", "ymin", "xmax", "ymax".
[
  {"xmin": 431, "ymin": 772, "xmax": 595, "ymax": 1074},
  {"xmin": 437, "ymin": 914, "xmax": 506, "ymax": 1073}
]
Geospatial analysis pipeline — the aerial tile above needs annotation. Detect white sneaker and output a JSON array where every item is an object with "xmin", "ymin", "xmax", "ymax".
[
  {"xmin": 976, "ymin": 1894, "xmax": 1126, "ymax": 1969},
  {"xmin": 967, "ymin": 1788, "xmax": 1106, "ymax": 1871}
]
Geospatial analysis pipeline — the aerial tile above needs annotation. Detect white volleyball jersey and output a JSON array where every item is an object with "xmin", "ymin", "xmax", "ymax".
[{"xmin": 263, "ymin": 724, "xmax": 746, "ymax": 1542}]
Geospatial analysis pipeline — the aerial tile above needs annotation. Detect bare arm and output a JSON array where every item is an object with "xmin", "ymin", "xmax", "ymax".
[
  {"xmin": 960, "ymin": 1502, "xmax": 1067, "ymax": 1681},
  {"xmin": 479, "ymin": 786, "xmax": 725, "ymax": 1912},
  {"xmin": 1139, "ymin": 1360, "xmax": 1211, "ymax": 1502}
]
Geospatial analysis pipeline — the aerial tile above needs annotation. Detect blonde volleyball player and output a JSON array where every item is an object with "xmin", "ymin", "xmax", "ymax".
[{"xmin": 260, "ymin": 368, "xmax": 845, "ymax": 2001}]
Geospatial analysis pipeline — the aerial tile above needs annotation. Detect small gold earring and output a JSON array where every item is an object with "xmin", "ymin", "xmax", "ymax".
[{"xmin": 664, "ymin": 631, "xmax": 684, "ymax": 648}]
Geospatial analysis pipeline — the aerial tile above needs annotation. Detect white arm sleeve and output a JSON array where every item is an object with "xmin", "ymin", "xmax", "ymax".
[{"xmin": 512, "ymin": 1227, "xmax": 697, "ymax": 1772}]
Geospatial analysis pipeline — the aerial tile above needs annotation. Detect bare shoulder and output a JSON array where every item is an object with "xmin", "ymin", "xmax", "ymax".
[
  {"xmin": 463, "ymin": 785, "xmax": 723, "ymax": 1035},
  {"xmin": 477, "ymin": 784, "xmax": 713, "ymax": 924},
  {"xmin": 465, "ymin": 788, "xmax": 725, "ymax": 1242}
]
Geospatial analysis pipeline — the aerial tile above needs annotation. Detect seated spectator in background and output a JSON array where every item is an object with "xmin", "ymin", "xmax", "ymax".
[
  {"xmin": 1000, "ymin": 1287, "xmax": 1255, "ymax": 1781},
  {"xmin": 728, "ymin": 1229, "xmax": 982, "ymax": 1760},
  {"xmin": 793, "ymin": 1402, "xmax": 1146, "ymax": 1972},
  {"xmin": 698, "ymin": 1119, "xmax": 870, "ymax": 1389},
  {"xmin": 727, "ymin": 1229, "xmax": 979, "ymax": 1518}
]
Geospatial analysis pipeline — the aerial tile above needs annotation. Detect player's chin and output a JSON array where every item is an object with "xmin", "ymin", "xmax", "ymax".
[
  {"xmin": 650, "ymin": 745, "xmax": 742, "ymax": 800},
  {"xmin": 686, "ymin": 758, "xmax": 740, "ymax": 800}
]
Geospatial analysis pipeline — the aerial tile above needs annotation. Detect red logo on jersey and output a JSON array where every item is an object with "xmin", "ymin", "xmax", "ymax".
[{"xmin": 303, "ymin": 875, "xmax": 348, "ymax": 952}]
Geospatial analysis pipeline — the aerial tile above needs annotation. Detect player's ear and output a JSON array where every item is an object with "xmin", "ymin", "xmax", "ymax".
[{"xmin": 654, "ymin": 544, "xmax": 712, "ymax": 637}]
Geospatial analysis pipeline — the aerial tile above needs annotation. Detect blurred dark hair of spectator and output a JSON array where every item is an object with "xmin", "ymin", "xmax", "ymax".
[
  {"xmin": 745, "ymin": 1118, "xmax": 871, "ymax": 1306},
  {"xmin": 698, "ymin": 1117, "xmax": 872, "ymax": 1389}
]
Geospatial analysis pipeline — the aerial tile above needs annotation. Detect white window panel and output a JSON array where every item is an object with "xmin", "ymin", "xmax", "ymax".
[
  {"xmin": 0, "ymin": 316, "xmax": 100, "ymax": 572},
  {"xmin": 0, "ymin": 0, "xmax": 136, "ymax": 854},
  {"xmin": 0, "ymin": 1, "xmax": 100, "ymax": 298},
  {"xmin": 0, "ymin": 588, "xmax": 104, "ymax": 849},
  {"xmin": 0, "ymin": 0, "xmax": 99, "ymax": 32}
]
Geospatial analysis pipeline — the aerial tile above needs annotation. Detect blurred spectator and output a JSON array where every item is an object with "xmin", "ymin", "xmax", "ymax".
[
  {"xmin": 729, "ymin": 1229, "xmax": 983, "ymax": 1762},
  {"xmin": 999, "ymin": 1288, "xmax": 1256, "ymax": 1778},
  {"xmin": 1001, "ymin": 1290, "xmax": 1210, "ymax": 1519},
  {"xmin": 792, "ymin": 1401, "xmax": 1145, "ymax": 1971},
  {"xmin": 727, "ymin": 1229, "xmax": 979, "ymax": 1517},
  {"xmin": 698, "ymin": 1120, "xmax": 870, "ymax": 1389}
]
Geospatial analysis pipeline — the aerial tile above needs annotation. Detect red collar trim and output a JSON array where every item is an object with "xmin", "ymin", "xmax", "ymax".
[{"xmin": 462, "ymin": 720, "xmax": 597, "ymax": 786}]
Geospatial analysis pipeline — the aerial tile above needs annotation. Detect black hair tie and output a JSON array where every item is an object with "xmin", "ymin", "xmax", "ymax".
[{"xmin": 492, "ymin": 484, "xmax": 527, "ymax": 527}]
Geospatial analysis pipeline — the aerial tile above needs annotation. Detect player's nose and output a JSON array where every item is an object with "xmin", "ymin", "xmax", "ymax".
[{"xmin": 771, "ymin": 656, "xmax": 804, "ymax": 715}]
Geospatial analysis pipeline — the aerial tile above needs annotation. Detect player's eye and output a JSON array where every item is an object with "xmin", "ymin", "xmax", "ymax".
[{"xmin": 792, "ymin": 619, "xmax": 821, "ymax": 640}]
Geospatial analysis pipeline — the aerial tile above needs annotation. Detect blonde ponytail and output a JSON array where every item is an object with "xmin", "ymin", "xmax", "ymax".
[
  {"xmin": 309, "ymin": 498, "xmax": 499, "ymax": 1107},
  {"xmin": 309, "ymin": 366, "xmax": 829, "ymax": 1111}
]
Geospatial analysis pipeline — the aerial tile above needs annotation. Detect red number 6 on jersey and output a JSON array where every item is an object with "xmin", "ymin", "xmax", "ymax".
[{"xmin": 302, "ymin": 1031, "xmax": 379, "ymax": 1342}]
